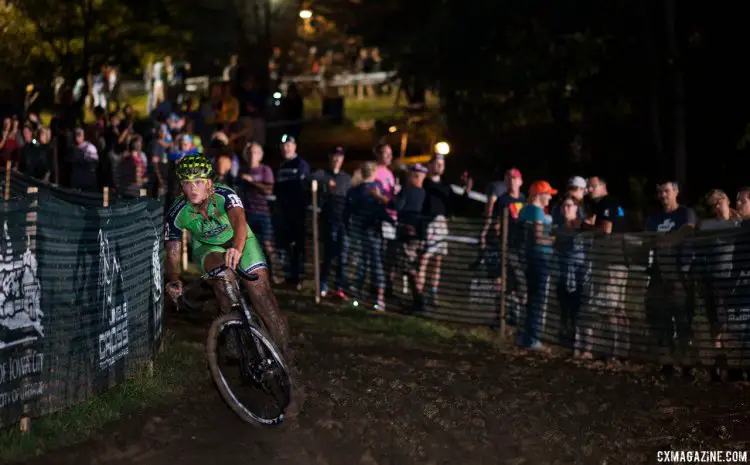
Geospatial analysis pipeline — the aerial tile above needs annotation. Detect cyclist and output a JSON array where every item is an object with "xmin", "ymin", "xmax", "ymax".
[{"xmin": 163, "ymin": 155, "xmax": 300, "ymax": 413}]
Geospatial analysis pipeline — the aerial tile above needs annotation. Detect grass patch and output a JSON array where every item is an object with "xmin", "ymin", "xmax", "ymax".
[
  {"xmin": 0, "ymin": 332, "xmax": 203, "ymax": 464},
  {"xmin": 288, "ymin": 304, "xmax": 502, "ymax": 350},
  {"xmin": 304, "ymin": 95, "xmax": 403, "ymax": 122}
]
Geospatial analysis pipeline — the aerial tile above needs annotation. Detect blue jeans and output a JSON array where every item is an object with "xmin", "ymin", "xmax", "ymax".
[
  {"xmin": 321, "ymin": 222, "xmax": 349, "ymax": 291},
  {"xmin": 352, "ymin": 222, "xmax": 385, "ymax": 291},
  {"xmin": 520, "ymin": 253, "xmax": 549, "ymax": 347}
]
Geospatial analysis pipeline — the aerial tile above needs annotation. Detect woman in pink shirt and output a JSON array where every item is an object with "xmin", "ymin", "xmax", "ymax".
[
  {"xmin": 373, "ymin": 143, "xmax": 402, "ymax": 295},
  {"xmin": 374, "ymin": 143, "xmax": 397, "ymax": 201}
]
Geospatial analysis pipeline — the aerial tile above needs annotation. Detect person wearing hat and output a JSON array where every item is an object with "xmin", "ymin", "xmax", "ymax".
[
  {"xmin": 275, "ymin": 134, "xmax": 311, "ymax": 289},
  {"xmin": 479, "ymin": 167, "xmax": 526, "ymax": 322},
  {"xmin": 551, "ymin": 176, "xmax": 588, "ymax": 226},
  {"xmin": 517, "ymin": 180, "xmax": 558, "ymax": 350},
  {"xmin": 312, "ymin": 146, "xmax": 353, "ymax": 299},
  {"xmin": 388, "ymin": 163, "xmax": 428, "ymax": 307}
]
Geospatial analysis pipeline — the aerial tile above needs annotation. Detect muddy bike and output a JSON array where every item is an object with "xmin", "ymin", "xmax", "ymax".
[{"xmin": 175, "ymin": 265, "xmax": 293, "ymax": 426}]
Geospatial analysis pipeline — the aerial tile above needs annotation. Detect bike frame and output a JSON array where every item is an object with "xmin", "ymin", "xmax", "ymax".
[{"xmin": 202, "ymin": 265, "xmax": 271, "ymax": 362}]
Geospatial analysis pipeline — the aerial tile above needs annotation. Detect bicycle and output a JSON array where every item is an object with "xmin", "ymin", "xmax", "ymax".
[{"xmin": 174, "ymin": 264, "xmax": 293, "ymax": 426}]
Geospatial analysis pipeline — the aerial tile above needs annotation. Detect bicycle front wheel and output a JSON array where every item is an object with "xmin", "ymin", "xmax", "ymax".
[{"xmin": 206, "ymin": 312, "xmax": 293, "ymax": 426}]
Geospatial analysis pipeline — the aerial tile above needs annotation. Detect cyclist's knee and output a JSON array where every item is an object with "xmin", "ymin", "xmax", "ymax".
[
  {"xmin": 203, "ymin": 251, "xmax": 225, "ymax": 272},
  {"xmin": 241, "ymin": 266, "xmax": 270, "ymax": 290}
]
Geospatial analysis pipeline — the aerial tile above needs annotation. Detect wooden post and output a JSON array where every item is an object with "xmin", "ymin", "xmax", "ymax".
[
  {"xmin": 181, "ymin": 232, "xmax": 188, "ymax": 271},
  {"xmin": 53, "ymin": 140, "xmax": 60, "ymax": 186},
  {"xmin": 20, "ymin": 186, "xmax": 39, "ymax": 433},
  {"xmin": 499, "ymin": 207, "xmax": 510, "ymax": 337},
  {"xmin": 4, "ymin": 160, "xmax": 11, "ymax": 201},
  {"xmin": 102, "ymin": 186, "xmax": 110, "ymax": 207},
  {"xmin": 311, "ymin": 180, "xmax": 321, "ymax": 304},
  {"xmin": 399, "ymin": 132, "xmax": 408, "ymax": 159}
]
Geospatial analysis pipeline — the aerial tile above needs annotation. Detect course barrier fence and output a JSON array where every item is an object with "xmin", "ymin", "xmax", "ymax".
[
  {"xmin": 0, "ymin": 169, "xmax": 164, "ymax": 430},
  {"xmin": 303, "ymin": 201, "xmax": 750, "ymax": 368}
]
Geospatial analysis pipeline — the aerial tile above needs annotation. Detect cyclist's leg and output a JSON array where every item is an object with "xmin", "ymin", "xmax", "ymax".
[
  {"xmin": 194, "ymin": 243, "xmax": 239, "ymax": 313},
  {"xmin": 239, "ymin": 233, "xmax": 304, "ymax": 416},
  {"xmin": 237, "ymin": 233, "xmax": 291, "ymax": 358}
]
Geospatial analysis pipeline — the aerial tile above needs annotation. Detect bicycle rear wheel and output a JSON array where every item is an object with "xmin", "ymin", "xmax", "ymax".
[{"xmin": 207, "ymin": 312, "xmax": 293, "ymax": 426}]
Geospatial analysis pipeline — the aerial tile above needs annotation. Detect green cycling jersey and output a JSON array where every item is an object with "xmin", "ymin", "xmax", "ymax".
[{"xmin": 166, "ymin": 184, "xmax": 266, "ymax": 273}]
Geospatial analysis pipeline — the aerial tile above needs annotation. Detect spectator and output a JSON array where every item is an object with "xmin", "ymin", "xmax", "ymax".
[
  {"xmin": 182, "ymin": 119, "xmax": 203, "ymax": 153},
  {"xmin": 91, "ymin": 106, "xmax": 107, "ymax": 153},
  {"xmin": 121, "ymin": 104, "xmax": 136, "ymax": 130},
  {"xmin": 373, "ymin": 143, "xmax": 399, "ymax": 294},
  {"xmin": 18, "ymin": 125, "xmax": 52, "ymax": 182},
  {"xmin": 390, "ymin": 164, "xmax": 428, "ymax": 306},
  {"xmin": 586, "ymin": 176, "xmax": 625, "ymax": 233},
  {"xmin": 479, "ymin": 176, "xmax": 508, "ymax": 244},
  {"xmin": 0, "ymin": 116, "xmax": 20, "ymax": 169},
  {"xmin": 373, "ymin": 144, "xmax": 397, "ymax": 202},
  {"xmin": 644, "ymin": 180, "xmax": 697, "ymax": 375},
  {"xmin": 553, "ymin": 194, "xmax": 590, "ymax": 354},
  {"xmin": 486, "ymin": 168, "xmax": 526, "ymax": 324},
  {"xmin": 470, "ymin": 175, "xmax": 507, "ymax": 273},
  {"xmin": 312, "ymin": 146, "xmax": 352, "ymax": 299},
  {"xmin": 518, "ymin": 180, "xmax": 557, "ymax": 350},
  {"xmin": 91, "ymin": 65, "xmax": 108, "ymax": 110},
  {"xmin": 169, "ymin": 134, "xmax": 199, "ymax": 163},
  {"xmin": 645, "ymin": 181, "xmax": 696, "ymax": 232},
  {"xmin": 68, "ymin": 128, "xmax": 99, "ymax": 192},
  {"xmin": 416, "ymin": 153, "xmax": 472, "ymax": 307},
  {"xmin": 346, "ymin": 161, "xmax": 394, "ymax": 310},
  {"xmin": 584, "ymin": 175, "xmax": 630, "ymax": 359},
  {"xmin": 274, "ymin": 134, "xmax": 310, "ymax": 289},
  {"xmin": 105, "ymin": 112, "xmax": 130, "ymax": 154},
  {"xmin": 551, "ymin": 176, "xmax": 588, "ymax": 225},
  {"xmin": 150, "ymin": 124, "xmax": 171, "ymax": 196},
  {"xmin": 702, "ymin": 189, "xmax": 742, "ymax": 228},
  {"xmin": 237, "ymin": 142, "xmax": 279, "ymax": 281},
  {"xmin": 737, "ymin": 187, "xmax": 750, "ymax": 221},
  {"xmin": 699, "ymin": 188, "xmax": 742, "ymax": 376},
  {"xmin": 118, "ymin": 136, "xmax": 148, "ymax": 197}
]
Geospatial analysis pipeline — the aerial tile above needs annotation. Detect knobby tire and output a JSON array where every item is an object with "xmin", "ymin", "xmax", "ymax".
[{"xmin": 206, "ymin": 312, "xmax": 293, "ymax": 427}]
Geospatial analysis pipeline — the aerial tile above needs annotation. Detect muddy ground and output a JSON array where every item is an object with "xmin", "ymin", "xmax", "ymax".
[{"xmin": 21, "ymin": 290, "xmax": 750, "ymax": 465}]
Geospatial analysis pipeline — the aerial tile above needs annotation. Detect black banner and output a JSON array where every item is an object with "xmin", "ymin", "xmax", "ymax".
[{"xmin": 0, "ymin": 172, "xmax": 163, "ymax": 428}]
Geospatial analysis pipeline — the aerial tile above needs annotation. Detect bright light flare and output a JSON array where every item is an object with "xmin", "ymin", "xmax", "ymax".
[
  {"xmin": 273, "ymin": 92, "xmax": 282, "ymax": 99},
  {"xmin": 388, "ymin": 126, "xmax": 397, "ymax": 133},
  {"xmin": 299, "ymin": 9, "xmax": 312, "ymax": 19},
  {"xmin": 434, "ymin": 141, "xmax": 450, "ymax": 155}
]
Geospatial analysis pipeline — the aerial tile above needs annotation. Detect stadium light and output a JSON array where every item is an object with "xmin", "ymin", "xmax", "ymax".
[
  {"xmin": 299, "ymin": 9, "xmax": 312, "ymax": 19},
  {"xmin": 434, "ymin": 141, "xmax": 450, "ymax": 156}
]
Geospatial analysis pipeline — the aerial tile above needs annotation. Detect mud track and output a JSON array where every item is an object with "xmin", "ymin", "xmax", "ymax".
[{"xmin": 22, "ymin": 295, "xmax": 750, "ymax": 465}]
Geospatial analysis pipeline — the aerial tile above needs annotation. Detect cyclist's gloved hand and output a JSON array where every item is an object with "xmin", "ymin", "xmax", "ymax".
[
  {"xmin": 225, "ymin": 248, "xmax": 242, "ymax": 270},
  {"xmin": 166, "ymin": 280, "xmax": 183, "ymax": 302}
]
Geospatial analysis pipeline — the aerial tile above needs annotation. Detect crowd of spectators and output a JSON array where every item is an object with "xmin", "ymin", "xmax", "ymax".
[
  {"xmin": 5, "ymin": 57, "xmax": 750, "ymax": 380},
  {"xmin": 475, "ymin": 169, "xmax": 750, "ymax": 379}
]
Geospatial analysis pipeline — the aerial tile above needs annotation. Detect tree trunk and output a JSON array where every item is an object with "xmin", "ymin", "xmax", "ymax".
[{"xmin": 665, "ymin": 0, "xmax": 687, "ymax": 189}]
